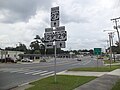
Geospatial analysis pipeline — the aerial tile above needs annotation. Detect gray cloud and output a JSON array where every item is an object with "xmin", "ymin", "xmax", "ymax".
[
  {"xmin": 0, "ymin": 0, "xmax": 52, "ymax": 23},
  {"xmin": 61, "ymin": 12, "xmax": 89, "ymax": 24}
]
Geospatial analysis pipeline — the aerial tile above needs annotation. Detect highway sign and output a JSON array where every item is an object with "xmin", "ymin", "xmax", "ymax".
[
  {"xmin": 51, "ymin": 6, "xmax": 59, "ymax": 21},
  {"xmin": 45, "ymin": 28, "xmax": 53, "ymax": 32},
  {"xmin": 56, "ymin": 26, "xmax": 65, "ymax": 31},
  {"xmin": 51, "ymin": 6, "xmax": 59, "ymax": 27},
  {"xmin": 51, "ymin": 21, "xmax": 59, "ymax": 27},
  {"xmin": 55, "ymin": 31, "xmax": 67, "ymax": 41},
  {"xmin": 56, "ymin": 41, "xmax": 65, "ymax": 48},
  {"xmin": 94, "ymin": 48, "xmax": 102, "ymax": 55},
  {"xmin": 45, "ymin": 42, "xmax": 53, "ymax": 49},
  {"xmin": 44, "ymin": 32, "xmax": 54, "ymax": 42}
]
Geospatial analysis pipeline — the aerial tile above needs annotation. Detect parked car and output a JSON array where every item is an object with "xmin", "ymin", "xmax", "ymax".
[
  {"xmin": 6, "ymin": 57, "xmax": 17, "ymax": 63},
  {"xmin": 0, "ymin": 57, "xmax": 17, "ymax": 63},
  {"xmin": 21, "ymin": 58, "xmax": 33, "ymax": 62},
  {"xmin": 0, "ymin": 58, "xmax": 5, "ymax": 63}
]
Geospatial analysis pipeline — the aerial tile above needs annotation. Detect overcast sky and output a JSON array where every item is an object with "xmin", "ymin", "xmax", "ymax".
[{"xmin": 0, "ymin": 0, "xmax": 120, "ymax": 50}]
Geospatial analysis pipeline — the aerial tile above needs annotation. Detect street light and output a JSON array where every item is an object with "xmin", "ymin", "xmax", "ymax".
[{"xmin": 103, "ymin": 30, "xmax": 116, "ymax": 68}]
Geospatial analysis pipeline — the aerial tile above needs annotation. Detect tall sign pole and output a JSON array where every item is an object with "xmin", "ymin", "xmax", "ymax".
[
  {"xmin": 54, "ymin": 42, "xmax": 57, "ymax": 82},
  {"xmin": 43, "ymin": 6, "xmax": 67, "ymax": 83},
  {"xmin": 108, "ymin": 33, "xmax": 112, "ymax": 69},
  {"xmin": 94, "ymin": 48, "xmax": 102, "ymax": 70},
  {"xmin": 51, "ymin": 6, "xmax": 59, "ymax": 83}
]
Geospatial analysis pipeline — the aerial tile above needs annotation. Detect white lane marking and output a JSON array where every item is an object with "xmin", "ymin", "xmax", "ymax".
[
  {"xmin": 82, "ymin": 60, "xmax": 91, "ymax": 65},
  {"xmin": 72, "ymin": 60, "xmax": 92, "ymax": 66},
  {"xmin": 32, "ymin": 71, "xmax": 48, "ymax": 75},
  {"xmin": 25, "ymin": 70, "xmax": 42, "ymax": 74},
  {"xmin": 2, "ymin": 69, "xmax": 15, "ymax": 72},
  {"xmin": 40, "ymin": 71, "xmax": 54, "ymax": 76},
  {"xmin": 10, "ymin": 69, "xmax": 24, "ymax": 73},
  {"xmin": 17, "ymin": 70, "xmax": 31, "ymax": 73}
]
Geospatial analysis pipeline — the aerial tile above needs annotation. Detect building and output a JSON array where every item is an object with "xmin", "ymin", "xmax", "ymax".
[{"xmin": 0, "ymin": 50, "xmax": 24, "ymax": 59}]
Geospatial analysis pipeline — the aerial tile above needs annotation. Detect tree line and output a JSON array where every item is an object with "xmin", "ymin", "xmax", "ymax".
[{"xmin": 4, "ymin": 35, "xmax": 94, "ymax": 55}]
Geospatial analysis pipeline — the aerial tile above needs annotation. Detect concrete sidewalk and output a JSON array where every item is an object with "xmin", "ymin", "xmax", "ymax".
[
  {"xmin": 57, "ymin": 71, "xmax": 109, "ymax": 77},
  {"xmin": 74, "ymin": 74, "xmax": 120, "ymax": 90},
  {"xmin": 11, "ymin": 69, "xmax": 120, "ymax": 90},
  {"xmin": 58, "ymin": 69, "xmax": 120, "ymax": 90}
]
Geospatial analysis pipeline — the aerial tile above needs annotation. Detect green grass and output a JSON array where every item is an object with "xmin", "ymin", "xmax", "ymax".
[
  {"xmin": 104, "ymin": 60, "xmax": 120, "ymax": 64},
  {"xmin": 68, "ymin": 65, "xmax": 120, "ymax": 72},
  {"xmin": 112, "ymin": 79, "xmax": 120, "ymax": 90},
  {"xmin": 26, "ymin": 75, "xmax": 97, "ymax": 90}
]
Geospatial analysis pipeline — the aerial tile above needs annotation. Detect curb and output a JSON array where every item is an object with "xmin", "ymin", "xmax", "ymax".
[{"xmin": 10, "ymin": 71, "xmax": 66, "ymax": 90}]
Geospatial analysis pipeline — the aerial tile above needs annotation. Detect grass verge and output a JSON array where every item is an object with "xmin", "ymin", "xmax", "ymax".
[
  {"xmin": 68, "ymin": 65, "xmax": 120, "ymax": 72},
  {"xmin": 26, "ymin": 75, "xmax": 96, "ymax": 90},
  {"xmin": 112, "ymin": 79, "xmax": 120, "ymax": 90},
  {"xmin": 104, "ymin": 60, "xmax": 120, "ymax": 64}
]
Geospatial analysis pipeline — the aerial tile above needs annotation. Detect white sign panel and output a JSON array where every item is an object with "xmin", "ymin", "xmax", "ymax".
[
  {"xmin": 56, "ymin": 26, "xmax": 65, "ymax": 31},
  {"xmin": 56, "ymin": 41, "xmax": 65, "ymax": 48},
  {"xmin": 51, "ymin": 6, "xmax": 59, "ymax": 21},
  {"xmin": 44, "ymin": 32, "xmax": 54, "ymax": 42},
  {"xmin": 45, "ymin": 42, "xmax": 53, "ymax": 49},
  {"xmin": 55, "ymin": 31, "xmax": 67, "ymax": 41},
  {"xmin": 45, "ymin": 28, "xmax": 53, "ymax": 32},
  {"xmin": 51, "ymin": 6, "xmax": 59, "ymax": 27},
  {"xmin": 51, "ymin": 21, "xmax": 59, "ymax": 27}
]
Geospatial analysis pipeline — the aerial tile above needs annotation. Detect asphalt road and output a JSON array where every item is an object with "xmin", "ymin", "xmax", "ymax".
[{"xmin": 0, "ymin": 56, "xmax": 104, "ymax": 90}]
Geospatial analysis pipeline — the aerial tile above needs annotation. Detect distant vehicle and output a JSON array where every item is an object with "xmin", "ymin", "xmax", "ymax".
[
  {"xmin": 76, "ymin": 58, "xmax": 81, "ymax": 61},
  {"xmin": 21, "ymin": 58, "xmax": 33, "ymax": 62},
  {"xmin": 0, "ymin": 58, "xmax": 5, "ymax": 63},
  {"xmin": 40, "ymin": 58, "xmax": 46, "ymax": 62},
  {"xmin": 91, "ymin": 56, "xmax": 93, "ymax": 58},
  {"xmin": 97, "ymin": 56, "xmax": 103, "ymax": 59},
  {"xmin": 0, "ymin": 57, "xmax": 17, "ymax": 63}
]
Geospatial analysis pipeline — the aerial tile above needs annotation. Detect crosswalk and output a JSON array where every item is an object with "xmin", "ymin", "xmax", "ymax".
[{"xmin": 0, "ymin": 68, "xmax": 54, "ymax": 76}]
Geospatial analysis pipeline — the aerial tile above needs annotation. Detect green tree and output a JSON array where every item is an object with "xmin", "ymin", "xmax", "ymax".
[
  {"xmin": 16, "ymin": 43, "xmax": 27, "ymax": 52},
  {"xmin": 30, "ymin": 35, "xmax": 45, "ymax": 54}
]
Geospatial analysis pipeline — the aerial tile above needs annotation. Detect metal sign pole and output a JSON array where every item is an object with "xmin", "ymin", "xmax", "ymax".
[
  {"xmin": 54, "ymin": 42, "xmax": 57, "ymax": 83},
  {"xmin": 109, "ymin": 33, "xmax": 112, "ymax": 69},
  {"xmin": 97, "ymin": 54, "xmax": 98, "ymax": 70}
]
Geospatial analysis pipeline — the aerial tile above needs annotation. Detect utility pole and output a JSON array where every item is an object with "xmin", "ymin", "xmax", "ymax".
[
  {"xmin": 108, "ymin": 33, "xmax": 112, "ymax": 68},
  {"xmin": 111, "ymin": 17, "xmax": 120, "ymax": 48}
]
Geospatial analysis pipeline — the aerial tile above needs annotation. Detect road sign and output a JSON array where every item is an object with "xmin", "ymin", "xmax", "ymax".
[
  {"xmin": 51, "ymin": 6, "xmax": 59, "ymax": 21},
  {"xmin": 55, "ymin": 31, "xmax": 67, "ymax": 41},
  {"xmin": 51, "ymin": 6, "xmax": 59, "ymax": 27},
  {"xmin": 45, "ymin": 28, "xmax": 53, "ymax": 32},
  {"xmin": 44, "ymin": 32, "xmax": 54, "ymax": 42},
  {"xmin": 45, "ymin": 42, "xmax": 53, "ymax": 49},
  {"xmin": 51, "ymin": 21, "xmax": 59, "ymax": 27},
  {"xmin": 94, "ymin": 48, "xmax": 102, "ymax": 55},
  {"xmin": 56, "ymin": 41, "xmax": 65, "ymax": 48},
  {"xmin": 55, "ymin": 26, "xmax": 65, "ymax": 31}
]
